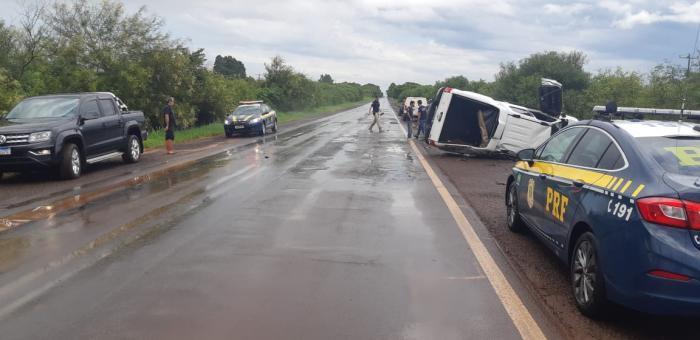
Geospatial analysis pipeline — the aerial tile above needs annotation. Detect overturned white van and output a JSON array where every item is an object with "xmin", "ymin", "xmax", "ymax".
[{"xmin": 427, "ymin": 79, "xmax": 577, "ymax": 156}]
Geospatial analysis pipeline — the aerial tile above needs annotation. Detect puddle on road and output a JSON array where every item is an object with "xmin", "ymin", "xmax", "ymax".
[
  {"xmin": 0, "ymin": 123, "xmax": 331, "ymax": 233},
  {"xmin": 0, "ymin": 237, "xmax": 29, "ymax": 273}
]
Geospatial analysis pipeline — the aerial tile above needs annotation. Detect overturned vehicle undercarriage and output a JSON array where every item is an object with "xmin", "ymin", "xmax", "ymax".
[{"xmin": 427, "ymin": 79, "xmax": 577, "ymax": 156}]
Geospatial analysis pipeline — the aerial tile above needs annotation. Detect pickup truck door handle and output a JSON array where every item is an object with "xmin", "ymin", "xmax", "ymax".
[
  {"xmin": 538, "ymin": 174, "xmax": 547, "ymax": 180},
  {"xmin": 511, "ymin": 114, "xmax": 521, "ymax": 119},
  {"xmin": 573, "ymin": 180, "xmax": 585, "ymax": 188},
  {"xmin": 539, "ymin": 122, "xmax": 550, "ymax": 126}
]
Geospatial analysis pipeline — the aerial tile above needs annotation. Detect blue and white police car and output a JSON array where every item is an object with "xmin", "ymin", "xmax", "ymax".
[{"xmin": 505, "ymin": 106, "xmax": 700, "ymax": 318}]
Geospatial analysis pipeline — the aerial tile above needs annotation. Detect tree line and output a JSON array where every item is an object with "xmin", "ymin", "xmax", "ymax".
[
  {"xmin": 0, "ymin": 0, "xmax": 382, "ymax": 128},
  {"xmin": 388, "ymin": 51, "xmax": 696, "ymax": 119}
]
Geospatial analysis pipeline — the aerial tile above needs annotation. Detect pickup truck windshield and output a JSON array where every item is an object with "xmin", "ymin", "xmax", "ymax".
[
  {"xmin": 232, "ymin": 106, "xmax": 262, "ymax": 116},
  {"xmin": 6, "ymin": 97, "xmax": 80, "ymax": 119},
  {"xmin": 637, "ymin": 136, "xmax": 700, "ymax": 176}
]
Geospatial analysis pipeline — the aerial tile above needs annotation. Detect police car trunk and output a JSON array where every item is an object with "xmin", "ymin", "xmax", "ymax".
[{"xmin": 428, "ymin": 81, "xmax": 573, "ymax": 155}]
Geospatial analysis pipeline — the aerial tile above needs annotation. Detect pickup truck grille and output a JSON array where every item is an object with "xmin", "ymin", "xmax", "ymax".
[{"xmin": 1, "ymin": 134, "xmax": 30, "ymax": 145}]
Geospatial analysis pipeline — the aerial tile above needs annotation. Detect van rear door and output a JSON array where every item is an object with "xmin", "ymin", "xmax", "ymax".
[{"xmin": 428, "ymin": 90, "xmax": 452, "ymax": 144}]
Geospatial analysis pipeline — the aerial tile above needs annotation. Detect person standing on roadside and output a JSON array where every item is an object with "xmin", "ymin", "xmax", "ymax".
[
  {"xmin": 414, "ymin": 100, "xmax": 427, "ymax": 139},
  {"xmin": 163, "ymin": 97, "xmax": 176, "ymax": 155},
  {"xmin": 403, "ymin": 101, "xmax": 415, "ymax": 138},
  {"xmin": 368, "ymin": 96, "xmax": 383, "ymax": 132}
]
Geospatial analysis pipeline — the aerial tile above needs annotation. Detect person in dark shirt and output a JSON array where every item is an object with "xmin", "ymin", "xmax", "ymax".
[
  {"xmin": 163, "ymin": 97, "xmax": 176, "ymax": 155},
  {"xmin": 368, "ymin": 97, "xmax": 383, "ymax": 132},
  {"xmin": 414, "ymin": 100, "xmax": 427, "ymax": 139},
  {"xmin": 404, "ymin": 101, "xmax": 415, "ymax": 138}
]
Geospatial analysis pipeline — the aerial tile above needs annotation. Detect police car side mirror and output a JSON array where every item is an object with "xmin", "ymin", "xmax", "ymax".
[{"xmin": 517, "ymin": 148, "xmax": 536, "ymax": 165}]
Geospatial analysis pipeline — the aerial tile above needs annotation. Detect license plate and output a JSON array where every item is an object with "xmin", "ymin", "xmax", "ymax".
[
  {"xmin": 234, "ymin": 125, "xmax": 245, "ymax": 130},
  {"xmin": 0, "ymin": 147, "xmax": 10, "ymax": 155}
]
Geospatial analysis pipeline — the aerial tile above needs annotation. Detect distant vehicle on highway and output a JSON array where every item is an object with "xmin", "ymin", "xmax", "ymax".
[
  {"xmin": 505, "ymin": 104, "xmax": 700, "ymax": 318},
  {"xmin": 427, "ymin": 79, "xmax": 577, "ymax": 156},
  {"xmin": 224, "ymin": 101, "xmax": 278, "ymax": 137},
  {"xmin": 0, "ymin": 92, "xmax": 148, "ymax": 180}
]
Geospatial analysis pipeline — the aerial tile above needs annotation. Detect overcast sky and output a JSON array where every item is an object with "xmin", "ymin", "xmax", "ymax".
[{"xmin": 2, "ymin": 0, "xmax": 700, "ymax": 89}]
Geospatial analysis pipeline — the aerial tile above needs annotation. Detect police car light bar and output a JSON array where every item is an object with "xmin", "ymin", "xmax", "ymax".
[
  {"xmin": 592, "ymin": 106, "xmax": 700, "ymax": 120},
  {"xmin": 239, "ymin": 100, "xmax": 263, "ymax": 105}
]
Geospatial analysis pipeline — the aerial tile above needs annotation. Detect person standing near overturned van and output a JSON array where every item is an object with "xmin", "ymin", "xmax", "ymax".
[
  {"xmin": 414, "ymin": 100, "xmax": 427, "ymax": 139},
  {"xmin": 403, "ymin": 101, "xmax": 415, "ymax": 138},
  {"xmin": 368, "ymin": 96, "xmax": 383, "ymax": 132},
  {"xmin": 163, "ymin": 97, "xmax": 176, "ymax": 155}
]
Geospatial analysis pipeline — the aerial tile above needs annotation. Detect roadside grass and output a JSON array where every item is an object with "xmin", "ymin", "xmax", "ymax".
[{"xmin": 143, "ymin": 98, "xmax": 371, "ymax": 149}]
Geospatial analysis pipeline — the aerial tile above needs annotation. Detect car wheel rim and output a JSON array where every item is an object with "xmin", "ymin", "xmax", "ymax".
[
  {"xmin": 262, "ymin": 124, "xmax": 265, "ymax": 135},
  {"xmin": 507, "ymin": 185, "xmax": 516, "ymax": 226},
  {"xmin": 71, "ymin": 149, "xmax": 80, "ymax": 175},
  {"xmin": 573, "ymin": 240, "xmax": 596, "ymax": 305},
  {"xmin": 130, "ymin": 138, "xmax": 140, "ymax": 160}
]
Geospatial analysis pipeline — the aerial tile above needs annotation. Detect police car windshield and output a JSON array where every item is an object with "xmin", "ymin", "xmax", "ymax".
[
  {"xmin": 6, "ymin": 97, "xmax": 80, "ymax": 119},
  {"xmin": 637, "ymin": 136, "xmax": 700, "ymax": 176},
  {"xmin": 232, "ymin": 106, "xmax": 261, "ymax": 116}
]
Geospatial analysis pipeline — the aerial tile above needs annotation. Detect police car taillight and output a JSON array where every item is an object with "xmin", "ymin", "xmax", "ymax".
[{"xmin": 637, "ymin": 198, "xmax": 700, "ymax": 230}]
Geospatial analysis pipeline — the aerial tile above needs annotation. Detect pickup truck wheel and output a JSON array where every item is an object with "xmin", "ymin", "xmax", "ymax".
[
  {"xmin": 59, "ymin": 143, "xmax": 82, "ymax": 180},
  {"xmin": 122, "ymin": 134, "xmax": 141, "ymax": 163}
]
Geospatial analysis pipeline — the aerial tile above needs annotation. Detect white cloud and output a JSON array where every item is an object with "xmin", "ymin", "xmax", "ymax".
[
  {"xmin": 602, "ymin": 1, "xmax": 700, "ymax": 29},
  {"xmin": 543, "ymin": 3, "xmax": 590, "ymax": 15}
]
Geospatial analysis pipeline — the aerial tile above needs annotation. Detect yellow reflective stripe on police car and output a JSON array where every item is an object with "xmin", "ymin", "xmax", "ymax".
[{"xmin": 515, "ymin": 161, "xmax": 646, "ymax": 197}]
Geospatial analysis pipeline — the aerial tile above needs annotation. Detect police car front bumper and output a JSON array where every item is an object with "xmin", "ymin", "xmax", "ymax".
[{"xmin": 224, "ymin": 121, "xmax": 261, "ymax": 135}]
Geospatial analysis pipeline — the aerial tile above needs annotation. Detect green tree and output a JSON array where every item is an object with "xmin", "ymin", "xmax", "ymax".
[
  {"xmin": 213, "ymin": 55, "xmax": 246, "ymax": 78},
  {"xmin": 492, "ymin": 52, "xmax": 588, "ymax": 106},
  {"xmin": 319, "ymin": 73, "xmax": 333, "ymax": 84}
]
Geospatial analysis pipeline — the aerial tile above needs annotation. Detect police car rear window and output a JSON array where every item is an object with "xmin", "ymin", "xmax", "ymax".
[{"xmin": 638, "ymin": 137, "xmax": 700, "ymax": 176}]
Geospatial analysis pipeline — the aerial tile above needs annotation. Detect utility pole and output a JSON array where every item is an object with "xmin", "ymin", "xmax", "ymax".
[
  {"xmin": 679, "ymin": 53, "xmax": 698, "ymax": 118},
  {"xmin": 680, "ymin": 53, "xmax": 698, "ymax": 77}
]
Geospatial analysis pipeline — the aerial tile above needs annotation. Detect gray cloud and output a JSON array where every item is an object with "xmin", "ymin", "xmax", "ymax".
[{"xmin": 1, "ymin": 0, "xmax": 698, "ymax": 88}]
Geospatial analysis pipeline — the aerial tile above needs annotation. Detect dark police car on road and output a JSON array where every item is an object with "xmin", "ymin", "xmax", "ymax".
[
  {"xmin": 0, "ymin": 93, "xmax": 147, "ymax": 180},
  {"xmin": 224, "ymin": 101, "xmax": 278, "ymax": 137},
  {"xmin": 505, "ymin": 111, "xmax": 700, "ymax": 318}
]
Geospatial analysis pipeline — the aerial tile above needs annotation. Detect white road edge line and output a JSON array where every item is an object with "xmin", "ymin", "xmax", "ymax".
[{"xmin": 388, "ymin": 102, "xmax": 546, "ymax": 340}]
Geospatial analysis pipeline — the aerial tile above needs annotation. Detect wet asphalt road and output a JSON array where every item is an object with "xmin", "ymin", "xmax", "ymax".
[{"xmin": 0, "ymin": 100, "xmax": 531, "ymax": 339}]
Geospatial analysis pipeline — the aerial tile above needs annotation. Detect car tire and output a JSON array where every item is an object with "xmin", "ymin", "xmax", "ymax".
[
  {"xmin": 122, "ymin": 134, "xmax": 141, "ymax": 164},
  {"xmin": 225, "ymin": 131, "xmax": 232, "ymax": 138},
  {"xmin": 272, "ymin": 119, "xmax": 278, "ymax": 133},
  {"xmin": 571, "ymin": 232, "xmax": 610, "ymax": 318},
  {"xmin": 259, "ymin": 122, "xmax": 266, "ymax": 136},
  {"xmin": 59, "ymin": 143, "xmax": 82, "ymax": 180},
  {"xmin": 506, "ymin": 181, "xmax": 526, "ymax": 233}
]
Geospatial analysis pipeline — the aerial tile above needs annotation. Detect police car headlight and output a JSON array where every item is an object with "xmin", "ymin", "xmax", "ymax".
[
  {"xmin": 224, "ymin": 119, "xmax": 231, "ymax": 125},
  {"xmin": 250, "ymin": 118, "xmax": 262, "ymax": 124},
  {"xmin": 28, "ymin": 131, "xmax": 52, "ymax": 143}
]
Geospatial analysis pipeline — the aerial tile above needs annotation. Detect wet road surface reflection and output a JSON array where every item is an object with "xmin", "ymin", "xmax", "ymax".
[{"xmin": 0, "ymin": 100, "xmax": 527, "ymax": 340}]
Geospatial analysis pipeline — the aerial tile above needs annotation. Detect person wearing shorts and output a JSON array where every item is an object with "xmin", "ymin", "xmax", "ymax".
[{"xmin": 163, "ymin": 97, "xmax": 176, "ymax": 154}]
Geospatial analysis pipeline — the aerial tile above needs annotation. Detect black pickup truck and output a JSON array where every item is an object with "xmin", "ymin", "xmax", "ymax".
[{"xmin": 0, "ymin": 92, "xmax": 148, "ymax": 180}]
